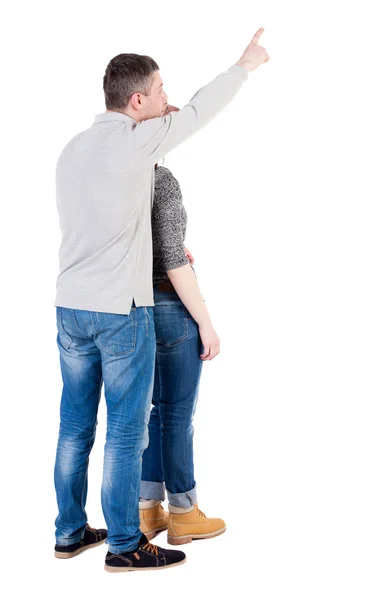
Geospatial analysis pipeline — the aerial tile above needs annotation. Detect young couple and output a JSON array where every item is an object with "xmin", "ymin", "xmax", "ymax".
[{"xmin": 53, "ymin": 29, "xmax": 269, "ymax": 573}]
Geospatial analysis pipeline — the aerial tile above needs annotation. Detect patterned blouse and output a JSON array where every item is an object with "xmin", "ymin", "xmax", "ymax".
[{"xmin": 152, "ymin": 166, "xmax": 190, "ymax": 286}]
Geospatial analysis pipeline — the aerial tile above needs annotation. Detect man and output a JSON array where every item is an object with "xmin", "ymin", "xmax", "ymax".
[{"xmin": 53, "ymin": 28, "xmax": 269, "ymax": 573}]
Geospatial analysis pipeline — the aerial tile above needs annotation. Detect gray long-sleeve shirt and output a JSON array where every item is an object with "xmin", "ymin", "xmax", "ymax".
[
  {"xmin": 152, "ymin": 166, "xmax": 189, "ymax": 286},
  {"xmin": 54, "ymin": 64, "xmax": 248, "ymax": 315}
]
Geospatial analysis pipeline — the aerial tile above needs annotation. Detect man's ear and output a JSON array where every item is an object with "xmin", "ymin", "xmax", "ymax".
[{"xmin": 130, "ymin": 92, "xmax": 142, "ymax": 111}]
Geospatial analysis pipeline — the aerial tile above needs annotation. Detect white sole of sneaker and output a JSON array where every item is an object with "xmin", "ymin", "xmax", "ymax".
[
  {"xmin": 104, "ymin": 557, "xmax": 187, "ymax": 572},
  {"xmin": 54, "ymin": 538, "xmax": 106, "ymax": 559},
  {"xmin": 167, "ymin": 526, "xmax": 226, "ymax": 545}
]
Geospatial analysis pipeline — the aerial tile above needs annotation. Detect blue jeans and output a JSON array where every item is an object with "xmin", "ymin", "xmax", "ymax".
[
  {"xmin": 54, "ymin": 304, "xmax": 156, "ymax": 553},
  {"xmin": 140, "ymin": 287, "xmax": 203, "ymax": 508}
]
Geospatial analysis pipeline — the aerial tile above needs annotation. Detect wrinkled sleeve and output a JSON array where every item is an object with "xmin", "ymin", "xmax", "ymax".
[{"xmin": 134, "ymin": 65, "xmax": 248, "ymax": 166}]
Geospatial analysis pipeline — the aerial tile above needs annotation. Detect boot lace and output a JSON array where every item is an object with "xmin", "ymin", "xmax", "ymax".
[
  {"xmin": 142, "ymin": 541, "xmax": 159, "ymax": 555},
  {"xmin": 195, "ymin": 505, "xmax": 207, "ymax": 519}
]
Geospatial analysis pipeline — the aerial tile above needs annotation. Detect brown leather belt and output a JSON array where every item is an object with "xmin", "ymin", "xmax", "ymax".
[{"xmin": 156, "ymin": 279, "xmax": 175, "ymax": 292}]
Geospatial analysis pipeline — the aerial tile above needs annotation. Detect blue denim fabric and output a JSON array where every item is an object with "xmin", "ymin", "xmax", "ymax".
[
  {"xmin": 54, "ymin": 304, "xmax": 156, "ymax": 553},
  {"xmin": 140, "ymin": 288, "xmax": 203, "ymax": 508}
]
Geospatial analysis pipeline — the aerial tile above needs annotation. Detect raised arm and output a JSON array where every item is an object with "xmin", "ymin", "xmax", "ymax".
[{"xmin": 134, "ymin": 28, "xmax": 269, "ymax": 166}]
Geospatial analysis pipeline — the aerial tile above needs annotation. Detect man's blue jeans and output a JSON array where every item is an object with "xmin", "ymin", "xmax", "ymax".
[
  {"xmin": 140, "ymin": 288, "xmax": 203, "ymax": 508},
  {"xmin": 54, "ymin": 304, "xmax": 156, "ymax": 554}
]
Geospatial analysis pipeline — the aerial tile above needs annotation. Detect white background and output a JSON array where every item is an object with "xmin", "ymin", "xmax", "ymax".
[{"xmin": 1, "ymin": 0, "xmax": 380, "ymax": 598}]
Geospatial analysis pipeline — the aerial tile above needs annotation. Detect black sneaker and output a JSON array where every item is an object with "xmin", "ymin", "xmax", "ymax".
[
  {"xmin": 104, "ymin": 534, "xmax": 186, "ymax": 572},
  {"xmin": 54, "ymin": 524, "xmax": 107, "ymax": 559}
]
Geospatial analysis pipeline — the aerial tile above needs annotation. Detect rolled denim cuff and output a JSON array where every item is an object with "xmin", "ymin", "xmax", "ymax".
[
  {"xmin": 140, "ymin": 480, "xmax": 166, "ymax": 502},
  {"xmin": 55, "ymin": 526, "xmax": 86, "ymax": 547},
  {"xmin": 167, "ymin": 483, "xmax": 197, "ymax": 508},
  {"xmin": 107, "ymin": 539, "xmax": 141, "ymax": 554}
]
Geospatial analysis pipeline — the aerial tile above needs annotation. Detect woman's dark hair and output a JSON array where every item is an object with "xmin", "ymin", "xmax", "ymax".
[{"xmin": 103, "ymin": 53, "xmax": 159, "ymax": 110}]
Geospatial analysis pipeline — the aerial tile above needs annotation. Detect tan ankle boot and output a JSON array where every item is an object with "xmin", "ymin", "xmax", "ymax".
[
  {"xmin": 140, "ymin": 503, "xmax": 169, "ymax": 541},
  {"xmin": 167, "ymin": 504, "xmax": 226, "ymax": 545}
]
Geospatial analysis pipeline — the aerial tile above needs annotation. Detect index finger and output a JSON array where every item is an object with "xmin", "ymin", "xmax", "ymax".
[{"xmin": 251, "ymin": 27, "xmax": 264, "ymax": 45}]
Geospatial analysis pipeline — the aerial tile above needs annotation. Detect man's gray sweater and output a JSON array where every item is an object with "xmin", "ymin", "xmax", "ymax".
[{"xmin": 55, "ymin": 64, "xmax": 248, "ymax": 314}]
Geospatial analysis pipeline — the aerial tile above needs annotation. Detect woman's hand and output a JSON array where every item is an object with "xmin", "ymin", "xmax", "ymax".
[
  {"xmin": 184, "ymin": 247, "xmax": 195, "ymax": 265},
  {"xmin": 199, "ymin": 322, "xmax": 220, "ymax": 361}
]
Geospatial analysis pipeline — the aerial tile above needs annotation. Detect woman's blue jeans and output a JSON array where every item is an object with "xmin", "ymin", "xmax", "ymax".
[
  {"xmin": 140, "ymin": 287, "xmax": 203, "ymax": 508},
  {"xmin": 54, "ymin": 304, "xmax": 156, "ymax": 553}
]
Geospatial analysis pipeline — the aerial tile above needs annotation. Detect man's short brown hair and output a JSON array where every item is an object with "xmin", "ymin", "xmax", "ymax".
[{"xmin": 103, "ymin": 53, "xmax": 159, "ymax": 110}]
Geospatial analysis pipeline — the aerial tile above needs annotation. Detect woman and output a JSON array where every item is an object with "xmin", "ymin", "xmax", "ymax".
[{"xmin": 139, "ymin": 164, "xmax": 226, "ymax": 545}]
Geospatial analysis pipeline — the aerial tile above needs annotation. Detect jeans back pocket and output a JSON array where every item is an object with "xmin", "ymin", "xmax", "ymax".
[
  {"xmin": 96, "ymin": 310, "xmax": 137, "ymax": 357},
  {"xmin": 154, "ymin": 300, "xmax": 188, "ymax": 347}
]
